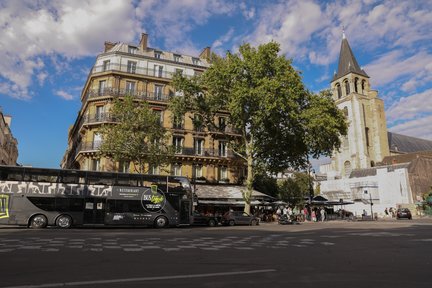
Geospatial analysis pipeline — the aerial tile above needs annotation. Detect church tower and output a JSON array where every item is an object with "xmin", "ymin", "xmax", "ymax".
[{"xmin": 329, "ymin": 33, "xmax": 390, "ymax": 178}]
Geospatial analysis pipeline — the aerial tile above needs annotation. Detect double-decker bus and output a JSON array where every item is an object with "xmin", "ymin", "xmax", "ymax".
[{"xmin": 0, "ymin": 165, "xmax": 193, "ymax": 228}]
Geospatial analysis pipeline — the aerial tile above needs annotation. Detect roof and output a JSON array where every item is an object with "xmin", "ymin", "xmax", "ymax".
[
  {"xmin": 388, "ymin": 132, "xmax": 432, "ymax": 153},
  {"xmin": 381, "ymin": 151, "xmax": 432, "ymax": 165},
  {"xmin": 333, "ymin": 36, "xmax": 368, "ymax": 81},
  {"xmin": 194, "ymin": 184, "xmax": 274, "ymax": 200},
  {"xmin": 349, "ymin": 167, "xmax": 377, "ymax": 178}
]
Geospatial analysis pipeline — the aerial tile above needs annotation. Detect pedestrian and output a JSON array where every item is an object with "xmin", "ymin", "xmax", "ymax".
[
  {"xmin": 311, "ymin": 210, "xmax": 317, "ymax": 222},
  {"xmin": 320, "ymin": 207, "xmax": 326, "ymax": 222},
  {"xmin": 384, "ymin": 208, "xmax": 389, "ymax": 218}
]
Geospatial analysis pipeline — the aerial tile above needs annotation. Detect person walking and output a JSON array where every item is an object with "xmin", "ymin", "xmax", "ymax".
[
  {"xmin": 320, "ymin": 207, "xmax": 326, "ymax": 222},
  {"xmin": 311, "ymin": 210, "xmax": 317, "ymax": 222}
]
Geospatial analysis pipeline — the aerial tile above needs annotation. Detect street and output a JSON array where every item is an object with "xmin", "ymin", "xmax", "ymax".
[{"xmin": 1, "ymin": 219, "xmax": 431, "ymax": 288}]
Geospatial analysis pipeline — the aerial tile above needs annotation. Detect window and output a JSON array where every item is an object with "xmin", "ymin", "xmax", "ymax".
[
  {"xmin": 154, "ymin": 51, "xmax": 162, "ymax": 59},
  {"xmin": 173, "ymin": 115, "xmax": 184, "ymax": 129},
  {"xmin": 91, "ymin": 159, "xmax": 101, "ymax": 171},
  {"xmin": 149, "ymin": 165, "xmax": 159, "ymax": 175},
  {"xmin": 365, "ymin": 127, "xmax": 370, "ymax": 147},
  {"xmin": 193, "ymin": 114, "xmax": 203, "ymax": 131},
  {"xmin": 153, "ymin": 110, "xmax": 163, "ymax": 125},
  {"xmin": 361, "ymin": 80, "xmax": 366, "ymax": 93},
  {"xmin": 119, "ymin": 161, "xmax": 129, "ymax": 173},
  {"xmin": 93, "ymin": 133, "xmax": 102, "ymax": 149},
  {"xmin": 218, "ymin": 117, "xmax": 226, "ymax": 132},
  {"xmin": 95, "ymin": 105, "xmax": 105, "ymax": 122},
  {"xmin": 175, "ymin": 68, "xmax": 183, "ymax": 75},
  {"xmin": 219, "ymin": 141, "xmax": 227, "ymax": 157},
  {"xmin": 98, "ymin": 80, "xmax": 106, "ymax": 95},
  {"xmin": 173, "ymin": 137, "xmax": 183, "ymax": 154},
  {"xmin": 173, "ymin": 54, "xmax": 181, "ymax": 62},
  {"xmin": 128, "ymin": 46, "xmax": 137, "ymax": 54},
  {"xmin": 336, "ymin": 84, "xmax": 342, "ymax": 99},
  {"xmin": 172, "ymin": 163, "xmax": 182, "ymax": 176},
  {"xmin": 126, "ymin": 81, "xmax": 135, "ymax": 94},
  {"xmin": 154, "ymin": 65, "xmax": 163, "ymax": 77},
  {"xmin": 194, "ymin": 139, "xmax": 204, "ymax": 155},
  {"xmin": 344, "ymin": 80, "xmax": 350, "ymax": 95},
  {"xmin": 127, "ymin": 61, "xmax": 137, "ymax": 73},
  {"xmin": 354, "ymin": 78, "xmax": 359, "ymax": 93},
  {"xmin": 193, "ymin": 164, "xmax": 203, "ymax": 178},
  {"xmin": 154, "ymin": 85, "xmax": 163, "ymax": 100},
  {"xmin": 192, "ymin": 57, "xmax": 200, "ymax": 65},
  {"xmin": 218, "ymin": 166, "xmax": 228, "ymax": 181},
  {"xmin": 343, "ymin": 107, "xmax": 348, "ymax": 117},
  {"xmin": 344, "ymin": 161, "xmax": 351, "ymax": 178},
  {"xmin": 102, "ymin": 60, "xmax": 110, "ymax": 71},
  {"xmin": 194, "ymin": 70, "xmax": 203, "ymax": 77}
]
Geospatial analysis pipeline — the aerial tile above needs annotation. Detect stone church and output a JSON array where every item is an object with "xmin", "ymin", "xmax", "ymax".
[{"xmin": 319, "ymin": 33, "xmax": 432, "ymax": 217}]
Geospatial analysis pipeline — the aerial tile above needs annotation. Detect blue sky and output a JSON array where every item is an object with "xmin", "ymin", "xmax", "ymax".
[{"xmin": 0, "ymin": 0, "xmax": 431, "ymax": 168}]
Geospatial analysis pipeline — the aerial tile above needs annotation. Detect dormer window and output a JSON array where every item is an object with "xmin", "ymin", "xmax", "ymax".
[
  {"xmin": 173, "ymin": 54, "xmax": 181, "ymax": 62},
  {"xmin": 192, "ymin": 57, "xmax": 200, "ymax": 65},
  {"xmin": 154, "ymin": 51, "xmax": 162, "ymax": 59},
  {"xmin": 128, "ymin": 46, "xmax": 137, "ymax": 54}
]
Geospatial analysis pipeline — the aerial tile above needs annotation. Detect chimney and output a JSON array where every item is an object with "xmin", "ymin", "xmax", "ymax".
[
  {"xmin": 139, "ymin": 33, "xmax": 148, "ymax": 51},
  {"xmin": 199, "ymin": 47, "xmax": 211, "ymax": 60},
  {"xmin": 104, "ymin": 41, "xmax": 116, "ymax": 52}
]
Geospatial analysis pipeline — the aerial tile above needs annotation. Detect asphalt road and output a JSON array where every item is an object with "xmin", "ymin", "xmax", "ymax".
[{"xmin": 1, "ymin": 219, "xmax": 431, "ymax": 288}]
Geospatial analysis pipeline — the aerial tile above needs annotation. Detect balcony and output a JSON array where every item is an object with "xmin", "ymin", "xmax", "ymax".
[
  {"xmin": 83, "ymin": 113, "xmax": 116, "ymax": 125},
  {"xmin": 85, "ymin": 87, "xmax": 170, "ymax": 103},
  {"xmin": 91, "ymin": 63, "xmax": 188, "ymax": 80},
  {"xmin": 78, "ymin": 141, "xmax": 102, "ymax": 153},
  {"xmin": 174, "ymin": 147, "xmax": 235, "ymax": 158}
]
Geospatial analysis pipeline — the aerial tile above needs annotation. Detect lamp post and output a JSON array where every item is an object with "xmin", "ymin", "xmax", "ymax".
[{"xmin": 370, "ymin": 192, "xmax": 374, "ymax": 220}]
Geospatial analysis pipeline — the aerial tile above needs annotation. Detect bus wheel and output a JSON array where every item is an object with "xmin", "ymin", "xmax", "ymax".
[
  {"xmin": 154, "ymin": 216, "xmax": 168, "ymax": 228},
  {"xmin": 208, "ymin": 219, "xmax": 217, "ymax": 227},
  {"xmin": 228, "ymin": 220, "xmax": 235, "ymax": 226},
  {"xmin": 56, "ymin": 215, "xmax": 72, "ymax": 229},
  {"xmin": 251, "ymin": 219, "xmax": 258, "ymax": 226},
  {"xmin": 29, "ymin": 214, "xmax": 48, "ymax": 229}
]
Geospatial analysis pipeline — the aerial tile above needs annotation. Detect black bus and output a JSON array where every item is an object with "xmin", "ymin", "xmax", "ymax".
[{"xmin": 0, "ymin": 165, "xmax": 193, "ymax": 228}]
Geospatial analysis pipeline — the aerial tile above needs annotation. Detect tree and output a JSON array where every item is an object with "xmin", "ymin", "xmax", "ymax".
[
  {"xmin": 98, "ymin": 95, "xmax": 174, "ymax": 174},
  {"xmin": 253, "ymin": 173, "xmax": 279, "ymax": 198},
  {"xmin": 278, "ymin": 172, "xmax": 314, "ymax": 207},
  {"xmin": 170, "ymin": 42, "xmax": 347, "ymax": 214}
]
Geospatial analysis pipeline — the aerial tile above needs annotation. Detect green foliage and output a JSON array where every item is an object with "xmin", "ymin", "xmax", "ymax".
[
  {"xmin": 278, "ymin": 172, "xmax": 314, "ymax": 207},
  {"xmin": 98, "ymin": 95, "xmax": 174, "ymax": 173},
  {"xmin": 170, "ymin": 41, "xmax": 347, "ymax": 213},
  {"xmin": 253, "ymin": 173, "xmax": 279, "ymax": 198}
]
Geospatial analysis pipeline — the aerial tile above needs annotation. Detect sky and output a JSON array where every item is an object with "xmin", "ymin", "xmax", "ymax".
[{"xmin": 0, "ymin": 0, "xmax": 431, "ymax": 169}]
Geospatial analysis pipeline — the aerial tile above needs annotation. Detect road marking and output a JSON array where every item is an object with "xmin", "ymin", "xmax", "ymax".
[{"xmin": 3, "ymin": 269, "xmax": 276, "ymax": 288}]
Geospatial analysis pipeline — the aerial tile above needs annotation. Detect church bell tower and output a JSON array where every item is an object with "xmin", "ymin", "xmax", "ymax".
[{"xmin": 329, "ymin": 32, "xmax": 390, "ymax": 178}]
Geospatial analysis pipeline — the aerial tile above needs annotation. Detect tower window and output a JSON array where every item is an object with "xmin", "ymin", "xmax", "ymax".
[
  {"xmin": 361, "ymin": 80, "xmax": 366, "ymax": 93},
  {"xmin": 344, "ymin": 80, "xmax": 350, "ymax": 95},
  {"xmin": 354, "ymin": 78, "xmax": 359, "ymax": 93},
  {"xmin": 336, "ymin": 84, "xmax": 342, "ymax": 99}
]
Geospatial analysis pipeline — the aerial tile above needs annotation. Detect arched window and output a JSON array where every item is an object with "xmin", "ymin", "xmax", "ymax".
[
  {"xmin": 344, "ymin": 80, "xmax": 350, "ymax": 95},
  {"xmin": 361, "ymin": 80, "xmax": 366, "ymax": 93},
  {"xmin": 336, "ymin": 84, "xmax": 342, "ymax": 99},
  {"xmin": 343, "ymin": 107, "xmax": 348, "ymax": 117},
  {"xmin": 344, "ymin": 161, "xmax": 352, "ymax": 177},
  {"xmin": 354, "ymin": 78, "xmax": 359, "ymax": 93},
  {"xmin": 370, "ymin": 161, "xmax": 375, "ymax": 167}
]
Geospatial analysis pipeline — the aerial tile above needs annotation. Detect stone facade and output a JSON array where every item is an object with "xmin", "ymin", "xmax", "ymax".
[
  {"xmin": 61, "ymin": 33, "xmax": 245, "ymax": 184},
  {"xmin": 0, "ymin": 107, "xmax": 18, "ymax": 165}
]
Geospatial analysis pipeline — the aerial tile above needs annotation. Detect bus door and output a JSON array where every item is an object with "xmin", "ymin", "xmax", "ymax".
[
  {"xmin": 179, "ymin": 199, "xmax": 191, "ymax": 224},
  {"xmin": 83, "ymin": 198, "xmax": 106, "ymax": 224}
]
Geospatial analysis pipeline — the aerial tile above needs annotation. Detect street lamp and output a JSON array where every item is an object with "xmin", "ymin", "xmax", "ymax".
[{"xmin": 369, "ymin": 192, "xmax": 374, "ymax": 220}]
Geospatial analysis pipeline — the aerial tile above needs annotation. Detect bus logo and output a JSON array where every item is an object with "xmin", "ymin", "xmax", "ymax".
[
  {"xmin": 0, "ymin": 194, "xmax": 9, "ymax": 219},
  {"xmin": 141, "ymin": 185, "xmax": 166, "ymax": 213}
]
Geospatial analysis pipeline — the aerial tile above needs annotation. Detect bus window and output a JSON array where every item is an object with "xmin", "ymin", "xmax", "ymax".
[
  {"xmin": 28, "ymin": 197, "xmax": 56, "ymax": 211},
  {"xmin": 59, "ymin": 170, "xmax": 86, "ymax": 184},
  {"xmin": 116, "ymin": 173, "xmax": 139, "ymax": 186},
  {"xmin": 24, "ymin": 168, "xmax": 59, "ymax": 183},
  {"xmin": 0, "ymin": 167, "xmax": 24, "ymax": 181},
  {"xmin": 108, "ymin": 200, "xmax": 142, "ymax": 213},
  {"xmin": 86, "ymin": 172, "xmax": 115, "ymax": 185}
]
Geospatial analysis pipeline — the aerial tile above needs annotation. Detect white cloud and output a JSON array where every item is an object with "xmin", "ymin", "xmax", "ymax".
[
  {"xmin": 388, "ymin": 115, "xmax": 432, "ymax": 141},
  {"xmin": 386, "ymin": 88, "xmax": 432, "ymax": 122},
  {"xmin": 54, "ymin": 90, "xmax": 74, "ymax": 101},
  {"xmin": 0, "ymin": 0, "xmax": 138, "ymax": 99}
]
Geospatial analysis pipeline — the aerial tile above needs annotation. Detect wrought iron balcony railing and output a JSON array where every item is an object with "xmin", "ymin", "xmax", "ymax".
[
  {"xmin": 92, "ymin": 63, "xmax": 192, "ymax": 80},
  {"xmin": 85, "ymin": 87, "xmax": 171, "ymax": 102}
]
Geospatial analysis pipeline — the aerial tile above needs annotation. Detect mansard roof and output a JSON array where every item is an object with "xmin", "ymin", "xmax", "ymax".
[
  {"xmin": 333, "ymin": 36, "xmax": 369, "ymax": 81},
  {"xmin": 388, "ymin": 132, "xmax": 432, "ymax": 153}
]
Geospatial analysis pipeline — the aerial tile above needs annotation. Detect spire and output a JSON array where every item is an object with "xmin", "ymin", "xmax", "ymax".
[{"xmin": 333, "ymin": 33, "xmax": 368, "ymax": 81}]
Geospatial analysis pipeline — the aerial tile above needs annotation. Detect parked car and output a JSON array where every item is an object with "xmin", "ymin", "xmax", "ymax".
[
  {"xmin": 221, "ymin": 211, "xmax": 259, "ymax": 226},
  {"xmin": 396, "ymin": 208, "xmax": 412, "ymax": 220},
  {"xmin": 192, "ymin": 211, "xmax": 219, "ymax": 227}
]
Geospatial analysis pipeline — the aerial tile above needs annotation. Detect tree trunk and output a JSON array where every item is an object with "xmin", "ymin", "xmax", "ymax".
[{"xmin": 243, "ymin": 144, "xmax": 254, "ymax": 214}]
